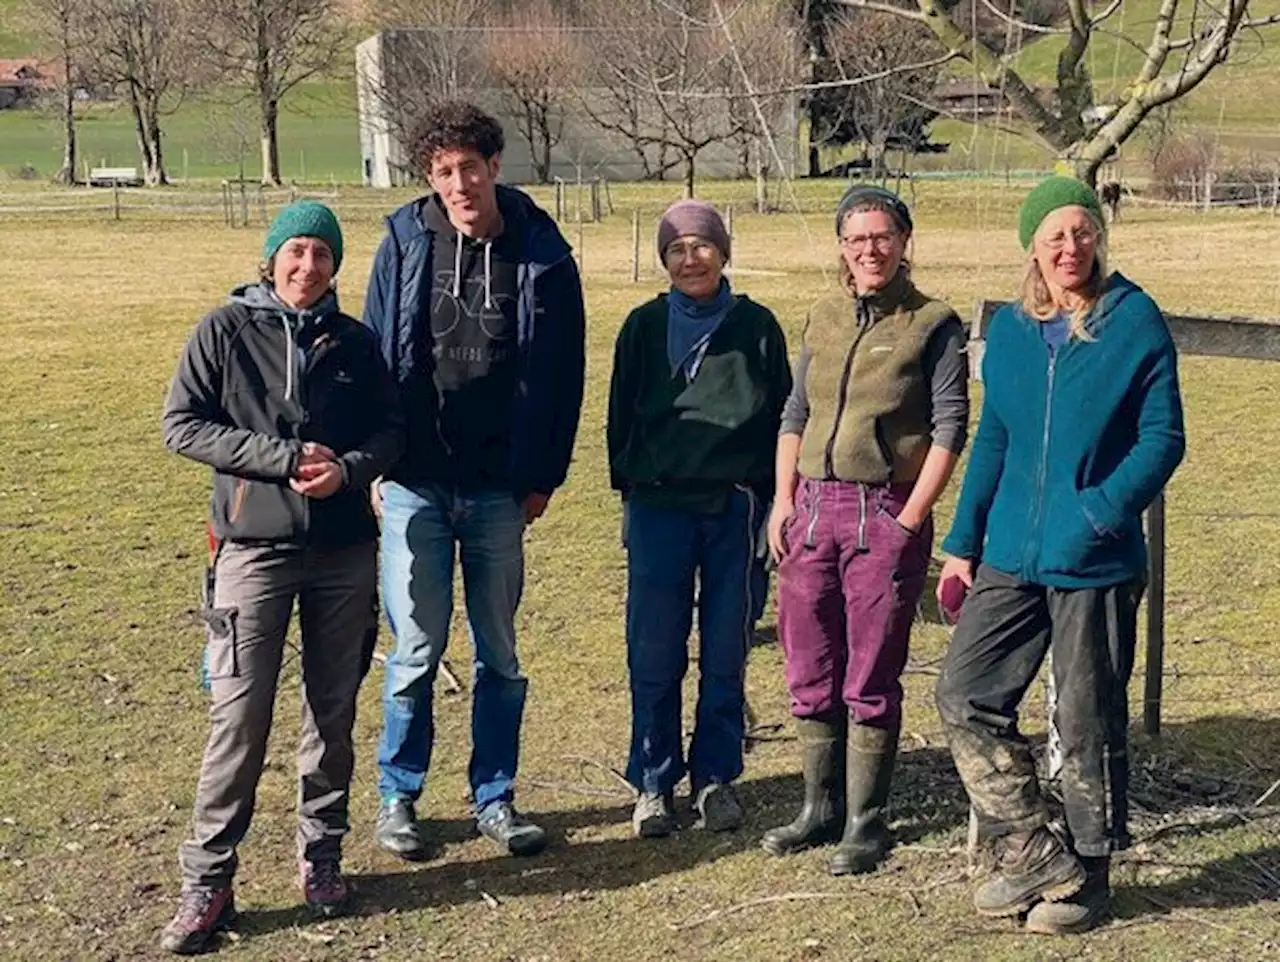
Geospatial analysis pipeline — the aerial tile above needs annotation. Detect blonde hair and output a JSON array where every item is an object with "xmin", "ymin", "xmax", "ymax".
[
  {"xmin": 837, "ymin": 199, "xmax": 911, "ymax": 298},
  {"xmin": 1019, "ymin": 214, "xmax": 1108, "ymax": 340}
]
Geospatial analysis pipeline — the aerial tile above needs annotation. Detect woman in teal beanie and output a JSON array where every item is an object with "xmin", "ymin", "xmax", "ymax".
[
  {"xmin": 934, "ymin": 176, "xmax": 1185, "ymax": 933},
  {"xmin": 159, "ymin": 201, "xmax": 404, "ymax": 952}
]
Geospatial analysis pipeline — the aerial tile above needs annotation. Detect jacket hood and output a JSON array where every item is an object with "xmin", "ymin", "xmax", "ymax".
[
  {"xmin": 228, "ymin": 282, "xmax": 339, "ymax": 321},
  {"xmin": 384, "ymin": 184, "xmax": 571, "ymax": 269}
]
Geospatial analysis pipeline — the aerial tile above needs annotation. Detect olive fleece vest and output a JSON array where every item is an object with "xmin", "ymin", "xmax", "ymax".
[{"xmin": 797, "ymin": 271, "xmax": 958, "ymax": 484}]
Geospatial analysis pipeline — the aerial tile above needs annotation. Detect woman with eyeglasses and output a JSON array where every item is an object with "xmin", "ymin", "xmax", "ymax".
[
  {"xmin": 762, "ymin": 185, "xmax": 969, "ymax": 876},
  {"xmin": 607, "ymin": 200, "xmax": 792, "ymax": 839},
  {"xmin": 934, "ymin": 177, "xmax": 1184, "ymax": 933}
]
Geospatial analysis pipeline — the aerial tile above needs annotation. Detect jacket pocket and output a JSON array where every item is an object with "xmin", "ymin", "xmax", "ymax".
[
  {"xmin": 1039, "ymin": 488, "xmax": 1120, "ymax": 576},
  {"xmin": 201, "ymin": 606, "xmax": 239, "ymax": 680}
]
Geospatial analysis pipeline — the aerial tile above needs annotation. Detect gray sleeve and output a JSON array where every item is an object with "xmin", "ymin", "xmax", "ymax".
[
  {"xmin": 161, "ymin": 316, "xmax": 300, "ymax": 481},
  {"xmin": 779, "ymin": 343, "xmax": 811, "ymax": 435},
  {"xmin": 922, "ymin": 316, "xmax": 970, "ymax": 455}
]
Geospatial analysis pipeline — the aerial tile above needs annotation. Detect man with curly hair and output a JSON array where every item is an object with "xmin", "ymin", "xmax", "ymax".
[{"xmin": 363, "ymin": 101, "xmax": 586, "ymax": 859}]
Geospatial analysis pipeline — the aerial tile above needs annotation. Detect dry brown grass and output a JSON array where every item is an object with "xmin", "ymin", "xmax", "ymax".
[{"xmin": 1, "ymin": 181, "xmax": 1278, "ymax": 961}]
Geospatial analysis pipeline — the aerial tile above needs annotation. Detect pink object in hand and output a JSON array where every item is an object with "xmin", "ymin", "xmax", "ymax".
[{"xmin": 939, "ymin": 575, "xmax": 969, "ymax": 626}]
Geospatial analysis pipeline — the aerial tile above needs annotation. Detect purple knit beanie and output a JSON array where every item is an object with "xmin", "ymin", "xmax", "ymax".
[{"xmin": 656, "ymin": 200, "xmax": 731, "ymax": 260}]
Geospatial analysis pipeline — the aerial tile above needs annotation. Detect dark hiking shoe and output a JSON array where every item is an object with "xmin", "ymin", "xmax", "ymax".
[
  {"xmin": 477, "ymin": 802, "xmax": 547, "ymax": 856},
  {"xmin": 828, "ymin": 723, "xmax": 897, "ymax": 876},
  {"xmin": 762, "ymin": 718, "xmax": 845, "ymax": 856},
  {"xmin": 159, "ymin": 885, "xmax": 235, "ymax": 955},
  {"xmin": 1025, "ymin": 856, "xmax": 1110, "ymax": 934},
  {"xmin": 974, "ymin": 826, "xmax": 1086, "ymax": 917},
  {"xmin": 374, "ymin": 798, "xmax": 428, "ymax": 861},
  {"xmin": 300, "ymin": 858, "xmax": 349, "ymax": 918},
  {"xmin": 694, "ymin": 782, "xmax": 744, "ymax": 832},
  {"xmin": 632, "ymin": 791, "xmax": 676, "ymax": 838}
]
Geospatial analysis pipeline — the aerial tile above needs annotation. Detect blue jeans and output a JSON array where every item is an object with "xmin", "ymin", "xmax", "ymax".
[
  {"xmin": 625, "ymin": 490, "xmax": 760, "ymax": 795},
  {"xmin": 376, "ymin": 482, "xmax": 527, "ymax": 813}
]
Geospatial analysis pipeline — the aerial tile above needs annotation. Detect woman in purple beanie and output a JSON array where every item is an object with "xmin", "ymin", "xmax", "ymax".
[{"xmin": 607, "ymin": 200, "xmax": 792, "ymax": 838}]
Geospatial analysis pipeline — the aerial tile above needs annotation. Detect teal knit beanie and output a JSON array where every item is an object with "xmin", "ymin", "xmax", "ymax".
[
  {"xmin": 1018, "ymin": 176, "xmax": 1105, "ymax": 250},
  {"xmin": 263, "ymin": 200, "xmax": 344, "ymax": 273}
]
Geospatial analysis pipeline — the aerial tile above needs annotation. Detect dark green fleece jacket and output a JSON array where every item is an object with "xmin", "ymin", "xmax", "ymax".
[{"xmin": 607, "ymin": 293, "xmax": 792, "ymax": 513}]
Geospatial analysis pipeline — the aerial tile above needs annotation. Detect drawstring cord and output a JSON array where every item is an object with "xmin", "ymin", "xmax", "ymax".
[
  {"xmin": 281, "ymin": 314, "xmax": 295, "ymax": 402},
  {"xmin": 484, "ymin": 240, "xmax": 493, "ymax": 309},
  {"xmin": 453, "ymin": 231, "xmax": 463, "ymax": 298}
]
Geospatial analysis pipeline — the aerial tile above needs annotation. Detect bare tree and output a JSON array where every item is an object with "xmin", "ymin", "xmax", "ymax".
[
  {"xmin": 191, "ymin": 0, "xmax": 350, "ymax": 185},
  {"xmin": 835, "ymin": 0, "xmax": 1280, "ymax": 185},
  {"xmin": 578, "ymin": 0, "xmax": 777, "ymax": 196},
  {"xmin": 823, "ymin": 11, "xmax": 942, "ymax": 177},
  {"xmin": 18, "ymin": 0, "xmax": 86, "ymax": 184},
  {"xmin": 83, "ymin": 0, "xmax": 206, "ymax": 185},
  {"xmin": 359, "ymin": 0, "xmax": 488, "ymax": 143},
  {"xmin": 483, "ymin": 1, "xmax": 582, "ymax": 183}
]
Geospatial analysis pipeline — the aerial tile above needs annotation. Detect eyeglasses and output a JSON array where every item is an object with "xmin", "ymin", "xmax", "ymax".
[
  {"xmin": 839, "ymin": 232, "xmax": 899, "ymax": 253},
  {"xmin": 663, "ymin": 240, "xmax": 719, "ymax": 262},
  {"xmin": 1039, "ymin": 228, "xmax": 1099, "ymax": 251}
]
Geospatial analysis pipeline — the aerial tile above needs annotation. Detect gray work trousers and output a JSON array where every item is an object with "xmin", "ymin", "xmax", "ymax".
[{"xmin": 179, "ymin": 541, "xmax": 377, "ymax": 889}]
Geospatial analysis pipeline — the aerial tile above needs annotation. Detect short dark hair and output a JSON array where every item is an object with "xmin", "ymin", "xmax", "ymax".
[{"xmin": 408, "ymin": 101, "xmax": 505, "ymax": 179}]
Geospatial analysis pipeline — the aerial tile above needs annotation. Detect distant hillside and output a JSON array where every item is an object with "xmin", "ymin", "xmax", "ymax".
[{"xmin": 0, "ymin": 0, "xmax": 34, "ymax": 56}]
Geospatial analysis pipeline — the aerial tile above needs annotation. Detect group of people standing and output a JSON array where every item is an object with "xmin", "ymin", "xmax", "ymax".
[{"xmin": 157, "ymin": 100, "xmax": 1184, "ymax": 954}]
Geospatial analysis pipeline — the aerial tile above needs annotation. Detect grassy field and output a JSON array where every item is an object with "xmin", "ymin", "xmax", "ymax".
[{"xmin": 1, "ymin": 179, "xmax": 1279, "ymax": 961}]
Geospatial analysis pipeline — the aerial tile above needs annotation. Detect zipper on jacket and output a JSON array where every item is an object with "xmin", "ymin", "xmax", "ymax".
[
  {"xmin": 823, "ymin": 326, "xmax": 869, "ymax": 478},
  {"xmin": 1024, "ymin": 350, "xmax": 1056, "ymax": 577}
]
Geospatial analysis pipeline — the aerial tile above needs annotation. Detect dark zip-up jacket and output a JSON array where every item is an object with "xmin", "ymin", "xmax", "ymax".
[
  {"xmin": 607, "ymin": 293, "xmax": 791, "ymax": 514},
  {"xmin": 942, "ymin": 272, "xmax": 1185, "ymax": 588},
  {"xmin": 362, "ymin": 185, "xmax": 587, "ymax": 499},
  {"xmin": 162, "ymin": 284, "xmax": 406, "ymax": 548}
]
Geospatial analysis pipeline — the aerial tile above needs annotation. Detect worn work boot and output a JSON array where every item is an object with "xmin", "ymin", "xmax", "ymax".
[
  {"xmin": 300, "ymin": 858, "xmax": 349, "ymax": 918},
  {"xmin": 1025, "ymin": 856, "xmax": 1111, "ymax": 934},
  {"xmin": 632, "ymin": 791, "xmax": 677, "ymax": 838},
  {"xmin": 477, "ymin": 801, "xmax": 548, "ymax": 856},
  {"xmin": 158, "ymin": 885, "xmax": 236, "ymax": 955},
  {"xmin": 829, "ymin": 722, "xmax": 898, "ymax": 876},
  {"xmin": 761, "ymin": 716, "xmax": 846, "ymax": 856},
  {"xmin": 694, "ymin": 782, "xmax": 745, "ymax": 832},
  {"xmin": 974, "ymin": 826, "xmax": 1087, "ymax": 917},
  {"xmin": 374, "ymin": 798, "xmax": 428, "ymax": 861}
]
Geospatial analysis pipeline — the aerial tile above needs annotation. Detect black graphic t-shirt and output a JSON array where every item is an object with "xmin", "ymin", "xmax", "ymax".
[{"xmin": 416, "ymin": 196, "xmax": 522, "ymax": 490}]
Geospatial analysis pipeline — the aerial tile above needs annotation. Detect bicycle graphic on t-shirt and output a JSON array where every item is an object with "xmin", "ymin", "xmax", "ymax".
[{"xmin": 430, "ymin": 269, "xmax": 517, "ymax": 341}]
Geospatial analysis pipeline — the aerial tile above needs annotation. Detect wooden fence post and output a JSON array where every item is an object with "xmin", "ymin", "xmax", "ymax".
[
  {"xmin": 631, "ymin": 209, "xmax": 640, "ymax": 283},
  {"xmin": 112, "ymin": 181, "xmax": 121, "ymax": 221},
  {"xmin": 1143, "ymin": 489, "xmax": 1167, "ymax": 736}
]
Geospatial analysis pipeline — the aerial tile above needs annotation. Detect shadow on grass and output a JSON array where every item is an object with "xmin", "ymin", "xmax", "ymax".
[{"xmin": 234, "ymin": 716, "xmax": 1280, "ymax": 939}]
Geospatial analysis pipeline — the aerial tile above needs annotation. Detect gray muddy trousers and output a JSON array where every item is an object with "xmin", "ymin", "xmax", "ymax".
[
  {"xmin": 180, "ymin": 541, "xmax": 377, "ymax": 888},
  {"xmin": 935, "ymin": 564, "xmax": 1143, "ymax": 857}
]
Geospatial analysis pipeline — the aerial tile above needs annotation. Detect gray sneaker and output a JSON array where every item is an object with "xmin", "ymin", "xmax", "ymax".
[
  {"xmin": 477, "ymin": 802, "xmax": 548, "ymax": 856},
  {"xmin": 632, "ymin": 791, "xmax": 676, "ymax": 838},
  {"xmin": 694, "ymin": 782, "xmax": 744, "ymax": 832},
  {"xmin": 374, "ymin": 798, "xmax": 428, "ymax": 861}
]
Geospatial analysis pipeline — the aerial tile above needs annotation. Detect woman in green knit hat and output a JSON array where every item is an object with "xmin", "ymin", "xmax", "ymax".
[
  {"xmin": 935, "ymin": 176, "xmax": 1185, "ymax": 933},
  {"xmin": 158, "ymin": 201, "xmax": 404, "ymax": 953}
]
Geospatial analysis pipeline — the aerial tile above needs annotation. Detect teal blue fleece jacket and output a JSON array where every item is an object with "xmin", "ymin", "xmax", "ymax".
[{"xmin": 942, "ymin": 272, "xmax": 1185, "ymax": 588}]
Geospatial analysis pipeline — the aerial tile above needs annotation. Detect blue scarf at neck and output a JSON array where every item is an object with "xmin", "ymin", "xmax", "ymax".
[{"xmin": 667, "ymin": 278, "xmax": 735, "ymax": 379}]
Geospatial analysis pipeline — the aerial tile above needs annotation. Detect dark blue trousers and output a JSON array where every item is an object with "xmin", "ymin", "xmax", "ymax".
[{"xmin": 624, "ymin": 490, "xmax": 760, "ymax": 795}]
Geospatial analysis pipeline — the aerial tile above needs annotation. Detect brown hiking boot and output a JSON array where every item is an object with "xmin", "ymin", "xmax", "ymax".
[
  {"xmin": 762, "ymin": 717, "xmax": 846, "ymax": 856},
  {"xmin": 974, "ymin": 826, "xmax": 1086, "ymax": 917},
  {"xmin": 1025, "ymin": 856, "xmax": 1110, "ymax": 934},
  {"xmin": 828, "ymin": 722, "xmax": 897, "ymax": 876},
  {"xmin": 159, "ymin": 885, "xmax": 235, "ymax": 955}
]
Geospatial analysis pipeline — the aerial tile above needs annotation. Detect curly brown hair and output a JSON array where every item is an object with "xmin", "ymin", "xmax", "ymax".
[{"xmin": 408, "ymin": 101, "xmax": 505, "ymax": 180}]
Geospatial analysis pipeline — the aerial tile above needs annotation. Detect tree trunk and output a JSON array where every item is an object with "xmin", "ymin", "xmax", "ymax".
[
  {"xmin": 537, "ymin": 115, "xmax": 552, "ymax": 185},
  {"xmin": 683, "ymin": 151, "xmax": 695, "ymax": 198},
  {"xmin": 145, "ymin": 100, "xmax": 168, "ymax": 186},
  {"xmin": 261, "ymin": 99, "xmax": 281, "ymax": 186},
  {"xmin": 127, "ymin": 84, "xmax": 155, "ymax": 182},
  {"xmin": 57, "ymin": 79, "xmax": 76, "ymax": 185}
]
